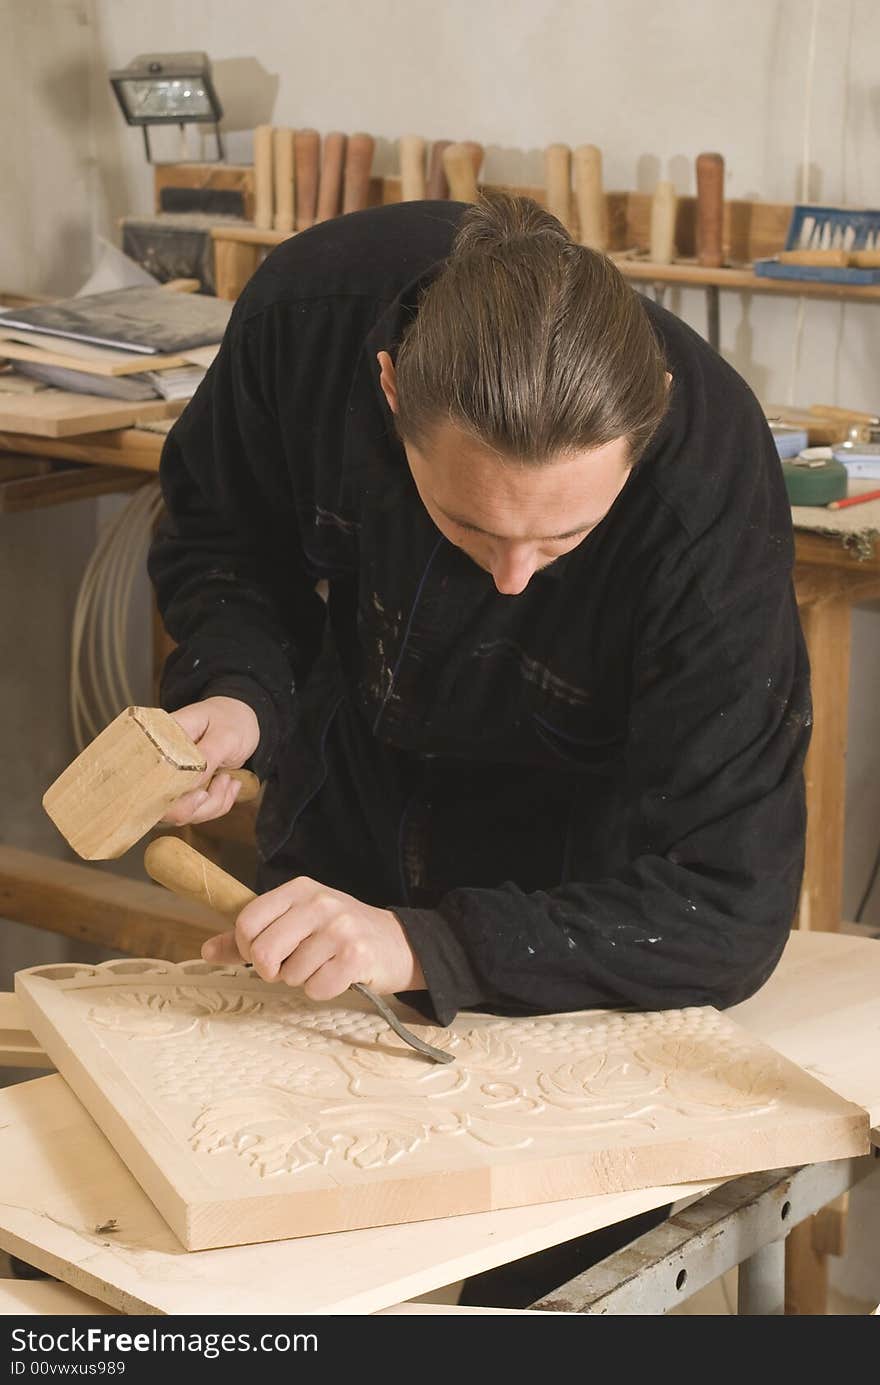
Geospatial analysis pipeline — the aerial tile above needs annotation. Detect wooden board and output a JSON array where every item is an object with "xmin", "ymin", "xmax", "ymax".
[
  {"xmin": 15, "ymin": 959, "xmax": 868, "ymax": 1252},
  {"xmin": 0, "ymin": 464, "xmax": 146, "ymax": 513},
  {"xmin": 0, "ymin": 1279, "xmax": 113, "ymax": 1315},
  {"xmin": 0, "ymin": 844, "xmax": 224, "ymax": 961},
  {"xmin": 0, "ymin": 392, "xmax": 182, "ymax": 438},
  {"xmin": 0, "ymin": 993, "xmax": 51, "ymax": 1068},
  {"xmin": 0, "ymin": 1073, "xmax": 728, "ymax": 1316},
  {"xmin": 2, "ymin": 931, "xmax": 877, "ymax": 1316},
  {"xmin": 0, "ymin": 333, "xmax": 194, "ymax": 377}
]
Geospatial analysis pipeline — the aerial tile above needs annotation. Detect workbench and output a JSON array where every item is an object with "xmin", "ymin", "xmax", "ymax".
[{"xmin": 0, "ymin": 930, "xmax": 877, "ymax": 1315}]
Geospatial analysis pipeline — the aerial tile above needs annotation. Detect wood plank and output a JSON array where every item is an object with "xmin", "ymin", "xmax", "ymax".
[
  {"xmin": 617, "ymin": 258, "xmax": 880, "ymax": 303},
  {"xmin": 155, "ymin": 162, "xmax": 255, "ymax": 221},
  {"xmin": 0, "ymin": 1073, "xmax": 709, "ymax": 1315},
  {"xmin": 0, "ymin": 392, "xmax": 182, "ymax": 439},
  {"xmin": 795, "ymin": 530, "xmax": 880, "ymax": 571},
  {"xmin": 213, "ymin": 239, "xmax": 261, "ymax": 302},
  {"xmin": 0, "ymin": 428, "xmax": 164, "ymax": 474},
  {"xmin": 0, "ymin": 464, "xmax": 146, "ymax": 513},
  {"xmin": 0, "ymin": 1278, "xmax": 115, "ymax": 1315},
  {"xmin": 0, "ymin": 993, "xmax": 51, "ymax": 1068},
  {"xmin": 1, "ymin": 931, "xmax": 877, "ymax": 1316},
  {"xmin": 15, "ymin": 959, "xmax": 868, "ymax": 1252},
  {"xmin": 0, "ymin": 335, "xmax": 194, "ymax": 377},
  {"xmin": 796, "ymin": 599, "xmax": 851, "ymax": 932},
  {"xmin": 0, "ymin": 455, "xmax": 52, "ymax": 482},
  {"xmin": 0, "ymin": 844, "xmax": 222, "ymax": 960}
]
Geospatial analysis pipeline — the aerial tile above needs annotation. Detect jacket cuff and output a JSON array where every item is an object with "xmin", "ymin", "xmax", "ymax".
[{"xmin": 391, "ymin": 906, "xmax": 486, "ymax": 1027}]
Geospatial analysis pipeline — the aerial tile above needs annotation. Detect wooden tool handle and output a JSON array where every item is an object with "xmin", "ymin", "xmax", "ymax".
[
  {"xmin": 849, "ymin": 250, "xmax": 880, "ymax": 268},
  {"xmin": 144, "ymin": 837, "xmax": 256, "ymax": 917},
  {"xmin": 295, "ymin": 129, "xmax": 320, "ymax": 231},
  {"xmin": 426, "ymin": 139, "xmax": 451, "ymax": 198},
  {"xmin": 343, "ymin": 132, "xmax": 375, "ymax": 213},
  {"xmin": 272, "ymin": 128, "xmax": 295, "ymax": 233},
  {"xmin": 253, "ymin": 125, "xmax": 275, "ymax": 231},
  {"xmin": 224, "ymin": 768, "xmax": 261, "ymax": 803},
  {"xmin": 777, "ymin": 249, "xmax": 849, "ymax": 267},
  {"xmin": 809, "ymin": 403, "xmax": 880, "ymax": 425},
  {"xmin": 316, "ymin": 131, "xmax": 347, "ymax": 222},
  {"xmin": 544, "ymin": 143, "xmax": 572, "ymax": 232},
  {"xmin": 649, "ymin": 180, "xmax": 678, "ymax": 265},
  {"xmin": 695, "ymin": 151, "xmax": 724, "ymax": 268},
  {"xmin": 399, "ymin": 134, "xmax": 427, "ymax": 201},
  {"xmin": 442, "ymin": 142, "xmax": 479, "ymax": 202},
  {"xmin": 573, "ymin": 144, "xmax": 608, "ymax": 251}
]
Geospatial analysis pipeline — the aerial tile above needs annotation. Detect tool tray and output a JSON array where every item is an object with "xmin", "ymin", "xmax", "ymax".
[{"xmin": 754, "ymin": 204, "xmax": 880, "ymax": 284}]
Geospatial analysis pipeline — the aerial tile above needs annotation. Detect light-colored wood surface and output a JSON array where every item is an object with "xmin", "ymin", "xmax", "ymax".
[
  {"xmin": 153, "ymin": 161, "xmax": 255, "ymax": 222},
  {"xmin": 0, "ymin": 392, "xmax": 181, "ymax": 439},
  {"xmin": 271, "ymin": 127, "xmax": 295, "ymax": 234},
  {"xmin": 316, "ymin": 132, "xmax": 347, "ymax": 223},
  {"xmin": 1, "ymin": 931, "xmax": 877, "ymax": 1315},
  {"xmin": 399, "ymin": 135, "xmax": 426, "ymax": 203},
  {"xmin": 15, "ymin": 954, "xmax": 868, "ymax": 1253},
  {"xmin": 0, "ymin": 1278, "xmax": 116, "ymax": 1315},
  {"xmin": 214, "ymin": 236, "xmax": 260, "ymax": 302},
  {"xmin": 43, "ymin": 707, "xmax": 259, "ymax": 861},
  {"xmin": 0, "ymin": 993, "xmax": 51, "ymax": 1068},
  {"xmin": 0, "ymin": 335, "xmax": 193, "ymax": 377},
  {"xmin": 0, "ymin": 844, "xmax": 223, "ymax": 961},
  {"xmin": 649, "ymin": 181, "xmax": 677, "ymax": 265},
  {"xmin": 0, "ymin": 426, "xmax": 164, "ymax": 473},
  {"xmin": 544, "ymin": 144, "xmax": 572, "ymax": 233},
  {"xmin": 294, "ymin": 129, "xmax": 320, "ymax": 232},
  {"xmin": 442, "ymin": 143, "xmax": 479, "ymax": 203},
  {"xmin": 252, "ymin": 125, "xmax": 274, "ymax": 231},
  {"xmin": 573, "ymin": 145, "xmax": 608, "ymax": 251}
]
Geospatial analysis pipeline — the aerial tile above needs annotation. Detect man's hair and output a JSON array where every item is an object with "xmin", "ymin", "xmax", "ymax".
[{"xmin": 394, "ymin": 190, "xmax": 669, "ymax": 465}]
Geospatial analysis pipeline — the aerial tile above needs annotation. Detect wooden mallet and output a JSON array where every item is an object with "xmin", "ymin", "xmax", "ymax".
[{"xmin": 42, "ymin": 706, "xmax": 260, "ymax": 861}]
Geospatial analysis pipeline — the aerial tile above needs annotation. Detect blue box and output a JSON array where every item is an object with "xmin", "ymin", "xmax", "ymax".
[{"xmin": 753, "ymin": 205, "xmax": 880, "ymax": 285}]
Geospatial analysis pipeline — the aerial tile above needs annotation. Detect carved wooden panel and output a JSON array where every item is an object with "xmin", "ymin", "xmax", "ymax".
[{"xmin": 15, "ymin": 959, "xmax": 868, "ymax": 1251}]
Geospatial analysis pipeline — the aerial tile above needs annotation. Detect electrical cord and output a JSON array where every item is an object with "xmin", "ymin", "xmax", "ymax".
[{"xmin": 70, "ymin": 481, "xmax": 164, "ymax": 750}]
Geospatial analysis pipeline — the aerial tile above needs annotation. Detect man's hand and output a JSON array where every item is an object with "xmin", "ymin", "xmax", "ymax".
[
  {"xmin": 162, "ymin": 696, "xmax": 261, "ymax": 826},
  {"xmin": 201, "ymin": 877, "xmax": 427, "ymax": 1000}
]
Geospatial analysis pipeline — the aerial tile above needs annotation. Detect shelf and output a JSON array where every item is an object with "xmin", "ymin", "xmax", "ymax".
[{"xmin": 618, "ymin": 259, "xmax": 880, "ymax": 304}]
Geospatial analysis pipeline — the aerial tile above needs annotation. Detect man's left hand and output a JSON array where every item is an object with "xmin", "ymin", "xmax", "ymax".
[{"xmin": 201, "ymin": 876, "xmax": 426, "ymax": 999}]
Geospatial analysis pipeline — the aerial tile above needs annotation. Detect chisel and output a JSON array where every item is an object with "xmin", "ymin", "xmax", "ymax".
[
  {"xmin": 343, "ymin": 132, "xmax": 375, "ymax": 213},
  {"xmin": 399, "ymin": 134, "xmax": 427, "ymax": 200},
  {"xmin": 426, "ymin": 139, "xmax": 452, "ymax": 199},
  {"xmin": 144, "ymin": 836, "xmax": 453, "ymax": 1065},
  {"xmin": 315, "ymin": 131, "xmax": 347, "ymax": 222},
  {"xmin": 442, "ymin": 142, "xmax": 481, "ymax": 202},
  {"xmin": 295, "ymin": 128, "xmax": 320, "ymax": 231}
]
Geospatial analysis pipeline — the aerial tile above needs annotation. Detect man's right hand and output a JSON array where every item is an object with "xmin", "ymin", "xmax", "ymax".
[{"xmin": 161, "ymin": 696, "xmax": 261, "ymax": 826}]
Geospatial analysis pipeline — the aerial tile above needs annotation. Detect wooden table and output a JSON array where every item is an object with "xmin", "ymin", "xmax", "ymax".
[{"xmin": 0, "ymin": 930, "xmax": 876, "ymax": 1315}]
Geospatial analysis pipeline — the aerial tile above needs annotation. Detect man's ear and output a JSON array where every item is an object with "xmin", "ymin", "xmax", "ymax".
[{"xmin": 377, "ymin": 350, "xmax": 399, "ymax": 414}]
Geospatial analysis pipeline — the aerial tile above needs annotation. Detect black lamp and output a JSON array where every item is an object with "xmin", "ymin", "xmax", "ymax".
[{"xmin": 109, "ymin": 52, "xmax": 224, "ymax": 163}]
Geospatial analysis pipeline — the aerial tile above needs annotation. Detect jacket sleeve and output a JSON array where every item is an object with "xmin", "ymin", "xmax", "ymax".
[
  {"xmin": 396, "ymin": 518, "xmax": 811, "ymax": 1026},
  {"xmin": 147, "ymin": 307, "xmax": 326, "ymax": 780}
]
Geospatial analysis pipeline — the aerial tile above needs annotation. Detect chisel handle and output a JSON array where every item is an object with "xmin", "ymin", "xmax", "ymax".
[
  {"xmin": 696, "ymin": 151, "xmax": 724, "ymax": 268},
  {"xmin": 573, "ymin": 144, "xmax": 608, "ymax": 251},
  {"xmin": 343, "ymin": 132, "xmax": 375, "ymax": 213},
  {"xmin": 426, "ymin": 139, "xmax": 452, "ymax": 198},
  {"xmin": 295, "ymin": 128, "xmax": 320, "ymax": 231},
  {"xmin": 253, "ymin": 124, "xmax": 275, "ymax": 230},
  {"xmin": 272, "ymin": 128, "xmax": 295, "ymax": 232},
  {"xmin": 316, "ymin": 131, "xmax": 347, "ymax": 222},
  {"xmin": 649, "ymin": 180, "xmax": 677, "ymax": 264},
  {"xmin": 544, "ymin": 143, "xmax": 572, "ymax": 231},
  {"xmin": 399, "ymin": 134, "xmax": 427, "ymax": 200},
  {"xmin": 443, "ymin": 142, "xmax": 480, "ymax": 202}
]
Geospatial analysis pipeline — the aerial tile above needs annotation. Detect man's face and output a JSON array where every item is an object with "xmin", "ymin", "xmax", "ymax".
[{"xmin": 404, "ymin": 425, "xmax": 631, "ymax": 594}]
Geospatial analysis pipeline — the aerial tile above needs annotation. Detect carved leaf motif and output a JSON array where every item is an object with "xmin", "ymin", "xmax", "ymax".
[
  {"xmin": 191, "ymin": 1089, "xmax": 467, "ymax": 1177},
  {"xmin": 347, "ymin": 1025, "xmax": 520, "ymax": 1083},
  {"xmin": 88, "ymin": 987, "xmax": 264, "ymax": 1040},
  {"xmin": 636, "ymin": 1040, "xmax": 785, "ymax": 1113},
  {"xmin": 538, "ymin": 1049, "xmax": 663, "ymax": 1109}
]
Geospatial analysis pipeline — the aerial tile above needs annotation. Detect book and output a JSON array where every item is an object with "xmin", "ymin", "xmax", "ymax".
[{"xmin": 0, "ymin": 287, "xmax": 232, "ymax": 356}]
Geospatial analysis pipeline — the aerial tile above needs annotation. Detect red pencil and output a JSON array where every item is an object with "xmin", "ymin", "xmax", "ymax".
[{"xmin": 827, "ymin": 488, "xmax": 880, "ymax": 511}]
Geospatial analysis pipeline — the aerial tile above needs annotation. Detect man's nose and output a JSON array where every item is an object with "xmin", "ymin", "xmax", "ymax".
[{"xmin": 491, "ymin": 546, "xmax": 538, "ymax": 596}]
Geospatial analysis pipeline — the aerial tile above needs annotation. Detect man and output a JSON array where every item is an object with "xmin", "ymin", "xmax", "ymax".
[{"xmin": 149, "ymin": 193, "xmax": 809, "ymax": 1301}]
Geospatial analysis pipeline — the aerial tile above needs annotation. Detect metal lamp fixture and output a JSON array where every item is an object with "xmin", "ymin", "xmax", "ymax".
[{"xmin": 109, "ymin": 52, "xmax": 224, "ymax": 163}]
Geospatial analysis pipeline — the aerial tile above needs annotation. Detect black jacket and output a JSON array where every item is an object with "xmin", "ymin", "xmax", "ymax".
[{"xmin": 149, "ymin": 201, "xmax": 810, "ymax": 1026}]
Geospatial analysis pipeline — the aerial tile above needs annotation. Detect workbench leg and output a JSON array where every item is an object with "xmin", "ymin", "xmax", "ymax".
[
  {"xmin": 796, "ymin": 597, "xmax": 851, "ymax": 932},
  {"xmin": 738, "ymin": 1241, "xmax": 785, "ymax": 1315},
  {"xmin": 784, "ymin": 1220, "xmax": 829, "ymax": 1315},
  {"xmin": 214, "ymin": 240, "xmax": 261, "ymax": 301}
]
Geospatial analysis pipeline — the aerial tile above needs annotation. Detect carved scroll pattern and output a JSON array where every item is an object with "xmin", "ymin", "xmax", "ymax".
[{"xmin": 78, "ymin": 982, "xmax": 787, "ymax": 1181}]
